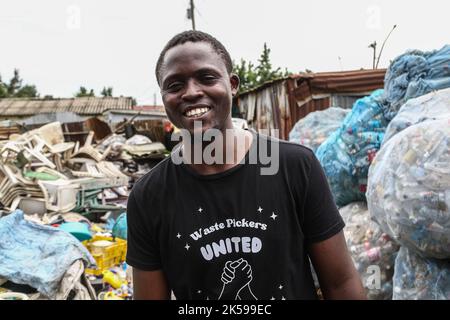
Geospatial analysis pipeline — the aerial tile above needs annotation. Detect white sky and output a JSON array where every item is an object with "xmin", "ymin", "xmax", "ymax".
[{"xmin": 0, "ymin": 0, "xmax": 449, "ymax": 105}]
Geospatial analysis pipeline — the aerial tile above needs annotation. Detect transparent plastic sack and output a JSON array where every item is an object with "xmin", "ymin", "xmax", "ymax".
[
  {"xmin": 383, "ymin": 87, "xmax": 450, "ymax": 144},
  {"xmin": 393, "ymin": 246, "xmax": 450, "ymax": 300},
  {"xmin": 383, "ymin": 44, "xmax": 450, "ymax": 120},
  {"xmin": 316, "ymin": 89, "xmax": 388, "ymax": 207},
  {"xmin": 289, "ymin": 107, "xmax": 350, "ymax": 152},
  {"xmin": 367, "ymin": 119, "xmax": 450, "ymax": 259},
  {"xmin": 340, "ymin": 202, "xmax": 399, "ymax": 300}
]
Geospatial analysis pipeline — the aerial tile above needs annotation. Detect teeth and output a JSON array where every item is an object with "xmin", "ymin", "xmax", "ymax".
[{"xmin": 185, "ymin": 107, "xmax": 209, "ymax": 117}]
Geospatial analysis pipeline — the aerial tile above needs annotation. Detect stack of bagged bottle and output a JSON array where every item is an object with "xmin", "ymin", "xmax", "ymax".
[
  {"xmin": 289, "ymin": 45, "xmax": 450, "ymax": 299},
  {"xmin": 367, "ymin": 88, "xmax": 450, "ymax": 300}
]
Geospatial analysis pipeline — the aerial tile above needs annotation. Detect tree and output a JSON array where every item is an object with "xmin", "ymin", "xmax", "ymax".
[
  {"xmin": 0, "ymin": 69, "xmax": 39, "ymax": 98},
  {"xmin": 101, "ymin": 87, "xmax": 113, "ymax": 97},
  {"xmin": 232, "ymin": 43, "xmax": 291, "ymax": 94},
  {"xmin": 75, "ymin": 86, "xmax": 95, "ymax": 97}
]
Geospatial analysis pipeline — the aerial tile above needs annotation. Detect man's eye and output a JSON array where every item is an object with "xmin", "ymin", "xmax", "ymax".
[
  {"xmin": 201, "ymin": 75, "xmax": 217, "ymax": 83},
  {"xmin": 167, "ymin": 82, "xmax": 183, "ymax": 91}
]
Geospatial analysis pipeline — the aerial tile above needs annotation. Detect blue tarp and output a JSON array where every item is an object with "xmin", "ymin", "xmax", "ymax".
[
  {"xmin": 316, "ymin": 89, "xmax": 388, "ymax": 207},
  {"xmin": 383, "ymin": 44, "xmax": 450, "ymax": 120},
  {"xmin": 0, "ymin": 210, "xmax": 95, "ymax": 298}
]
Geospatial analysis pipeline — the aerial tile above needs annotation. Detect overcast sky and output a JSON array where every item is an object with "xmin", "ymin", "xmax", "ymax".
[{"xmin": 1, "ymin": 0, "xmax": 449, "ymax": 105}]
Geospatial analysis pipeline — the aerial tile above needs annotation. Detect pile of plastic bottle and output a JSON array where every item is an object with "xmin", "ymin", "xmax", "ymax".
[
  {"xmin": 383, "ymin": 44, "xmax": 450, "ymax": 121},
  {"xmin": 393, "ymin": 247, "xmax": 450, "ymax": 300},
  {"xmin": 339, "ymin": 202, "xmax": 399, "ymax": 300},
  {"xmin": 367, "ymin": 119, "xmax": 450, "ymax": 259},
  {"xmin": 383, "ymin": 87, "xmax": 450, "ymax": 144},
  {"xmin": 97, "ymin": 263, "xmax": 133, "ymax": 300},
  {"xmin": 288, "ymin": 107, "xmax": 350, "ymax": 152},
  {"xmin": 316, "ymin": 89, "xmax": 388, "ymax": 207}
]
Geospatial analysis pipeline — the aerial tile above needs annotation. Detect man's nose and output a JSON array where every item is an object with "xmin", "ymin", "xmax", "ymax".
[{"xmin": 181, "ymin": 79, "xmax": 203, "ymax": 101}]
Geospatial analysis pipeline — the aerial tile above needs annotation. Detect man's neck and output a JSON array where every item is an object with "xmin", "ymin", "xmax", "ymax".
[{"xmin": 182, "ymin": 128, "xmax": 253, "ymax": 175}]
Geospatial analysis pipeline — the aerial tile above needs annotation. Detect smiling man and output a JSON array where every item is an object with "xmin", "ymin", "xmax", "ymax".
[{"xmin": 126, "ymin": 30, "xmax": 366, "ymax": 300}]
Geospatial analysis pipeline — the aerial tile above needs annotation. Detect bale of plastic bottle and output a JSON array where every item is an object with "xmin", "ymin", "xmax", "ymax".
[
  {"xmin": 383, "ymin": 87, "xmax": 450, "ymax": 144},
  {"xmin": 289, "ymin": 107, "xmax": 350, "ymax": 152},
  {"xmin": 367, "ymin": 119, "xmax": 450, "ymax": 259},
  {"xmin": 393, "ymin": 246, "xmax": 450, "ymax": 300},
  {"xmin": 316, "ymin": 89, "xmax": 388, "ymax": 207},
  {"xmin": 340, "ymin": 202, "xmax": 399, "ymax": 300},
  {"xmin": 383, "ymin": 44, "xmax": 450, "ymax": 121}
]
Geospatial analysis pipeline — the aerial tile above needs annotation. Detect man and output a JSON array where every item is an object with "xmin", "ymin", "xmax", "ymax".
[{"xmin": 126, "ymin": 30, "xmax": 366, "ymax": 300}]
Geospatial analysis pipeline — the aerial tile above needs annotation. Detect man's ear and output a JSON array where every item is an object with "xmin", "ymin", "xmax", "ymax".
[{"xmin": 230, "ymin": 74, "xmax": 240, "ymax": 97}]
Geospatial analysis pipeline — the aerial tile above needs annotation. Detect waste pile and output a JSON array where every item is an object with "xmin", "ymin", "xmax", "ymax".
[
  {"xmin": 367, "ymin": 119, "xmax": 450, "ymax": 259},
  {"xmin": 0, "ymin": 121, "xmax": 168, "ymax": 300},
  {"xmin": 383, "ymin": 45, "xmax": 450, "ymax": 120},
  {"xmin": 339, "ymin": 202, "xmax": 399, "ymax": 300},
  {"xmin": 316, "ymin": 90, "xmax": 388, "ymax": 207},
  {"xmin": 313, "ymin": 44, "xmax": 450, "ymax": 299},
  {"xmin": 289, "ymin": 107, "xmax": 350, "ymax": 152},
  {"xmin": 393, "ymin": 247, "xmax": 450, "ymax": 300},
  {"xmin": 383, "ymin": 87, "xmax": 450, "ymax": 144}
]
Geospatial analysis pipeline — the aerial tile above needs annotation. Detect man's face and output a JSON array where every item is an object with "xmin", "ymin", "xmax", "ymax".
[{"xmin": 159, "ymin": 41, "xmax": 239, "ymax": 134}]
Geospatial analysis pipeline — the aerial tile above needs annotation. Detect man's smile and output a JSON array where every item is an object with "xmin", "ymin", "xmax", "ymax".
[{"xmin": 183, "ymin": 105, "xmax": 212, "ymax": 119}]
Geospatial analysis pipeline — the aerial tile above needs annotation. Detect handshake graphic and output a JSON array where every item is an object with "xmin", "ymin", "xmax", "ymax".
[{"xmin": 218, "ymin": 258, "xmax": 257, "ymax": 300}]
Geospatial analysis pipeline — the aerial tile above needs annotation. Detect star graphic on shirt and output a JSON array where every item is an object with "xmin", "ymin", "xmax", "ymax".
[
  {"xmin": 184, "ymin": 243, "xmax": 190, "ymax": 250},
  {"xmin": 257, "ymin": 206, "xmax": 263, "ymax": 213},
  {"xmin": 279, "ymin": 284, "xmax": 283, "ymax": 290},
  {"xmin": 176, "ymin": 233, "xmax": 181, "ymax": 239},
  {"xmin": 270, "ymin": 212, "xmax": 278, "ymax": 220},
  {"xmin": 198, "ymin": 207, "xmax": 203, "ymax": 213}
]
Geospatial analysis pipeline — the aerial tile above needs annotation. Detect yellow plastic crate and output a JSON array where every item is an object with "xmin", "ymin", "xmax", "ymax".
[{"xmin": 83, "ymin": 235, "xmax": 127, "ymax": 276}]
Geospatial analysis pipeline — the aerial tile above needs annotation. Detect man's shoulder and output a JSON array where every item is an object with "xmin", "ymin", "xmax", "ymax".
[{"xmin": 131, "ymin": 155, "xmax": 173, "ymax": 195}]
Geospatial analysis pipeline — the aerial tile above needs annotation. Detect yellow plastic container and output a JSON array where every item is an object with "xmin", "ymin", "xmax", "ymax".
[{"xmin": 83, "ymin": 235, "xmax": 127, "ymax": 276}]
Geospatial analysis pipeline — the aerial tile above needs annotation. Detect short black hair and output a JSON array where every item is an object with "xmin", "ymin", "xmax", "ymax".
[{"xmin": 155, "ymin": 30, "xmax": 233, "ymax": 86}]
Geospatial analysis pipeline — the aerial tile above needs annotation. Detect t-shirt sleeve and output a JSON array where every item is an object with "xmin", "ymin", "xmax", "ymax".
[
  {"xmin": 302, "ymin": 152, "xmax": 345, "ymax": 244},
  {"xmin": 126, "ymin": 188, "xmax": 162, "ymax": 271}
]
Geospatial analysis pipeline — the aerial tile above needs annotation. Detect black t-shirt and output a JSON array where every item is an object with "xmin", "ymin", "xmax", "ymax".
[{"xmin": 126, "ymin": 131, "xmax": 344, "ymax": 300}]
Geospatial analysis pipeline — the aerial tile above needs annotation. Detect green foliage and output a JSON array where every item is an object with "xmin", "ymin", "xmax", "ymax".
[
  {"xmin": 0, "ymin": 69, "xmax": 39, "ymax": 98},
  {"xmin": 101, "ymin": 87, "xmax": 113, "ymax": 97},
  {"xmin": 75, "ymin": 86, "xmax": 95, "ymax": 97},
  {"xmin": 233, "ymin": 43, "xmax": 291, "ymax": 94}
]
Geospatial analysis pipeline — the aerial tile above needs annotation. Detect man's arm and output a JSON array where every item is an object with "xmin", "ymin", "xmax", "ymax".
[
  {"xmin": 132, "ymin": 269, "xmax": 170, "ymax": 300},
  {"xmin": 308, "ymin": 231, "xmax": 367, "ymax": 300}
]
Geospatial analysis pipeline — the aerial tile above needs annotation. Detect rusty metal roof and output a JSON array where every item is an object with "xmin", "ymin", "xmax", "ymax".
[
  {"xmin": 237, "ymin": 69, "xmax": 386, "ymax": 98},
  {"xmin": 0, "ymin": 97, "xmax": 134, "ymax": 116},
  {"xmin": 292, "ymin": 69, "xmax": 386, "ymax": 102}
]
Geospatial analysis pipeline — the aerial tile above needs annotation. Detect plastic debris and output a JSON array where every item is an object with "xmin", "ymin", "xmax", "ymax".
[
  {"xmin": 383, "ymin": 44, "xmax": 450, "ymax": 120},
  {"xmin": 367, "ymin": 119, "xmax": 450, "ymax": 259},
  {"xmin": 289, "ymin": 107, "xmax": 350, "ymax": 152},
  {"xmin": 393, "ymin": 246, "xmax": 450, "ymax": 300},
  {"xmin": 340, "ymin": 202, "xmax": 399, "ymax": 300},
  {"xmin": 316, "ymin": 90, "xmax": 388, "ymax": 207},
  {"xmin": 383, "ymin": 87, "xmax": 450, "ymax": 144},
  {"xmin": 0, "ymin": 210, "xmax": 95, "ymax": 298}
]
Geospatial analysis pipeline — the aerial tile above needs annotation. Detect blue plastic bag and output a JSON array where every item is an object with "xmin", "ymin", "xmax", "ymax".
[
  {"xmin": 316, "ymin": 89, "xmax": 388, "ymax": 207},
  {"xmin": 383, "ymin": 45, "xmax": 450, "ymax": 120},
  {"xmin": 112, "ymin": 212, "xmax": 127, "ymax": 240}
]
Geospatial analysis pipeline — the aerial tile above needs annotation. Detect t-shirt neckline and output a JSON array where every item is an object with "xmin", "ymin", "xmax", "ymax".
[{"xmin": 176, "ymin": 128, "xmax": 258, "ymax": 180}]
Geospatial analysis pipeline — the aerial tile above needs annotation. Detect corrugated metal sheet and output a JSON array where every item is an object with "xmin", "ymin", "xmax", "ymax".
[
  {"xmin": 236, "ymin": 69, "xmax": 386, "ymax": 140},
  {"xmin": 0, "ymin": 97, "xmax": 134, "ymax": 116},
  {"xmin": 293, "ymin": 69, "xmax": 386, "ymax": 103}
]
